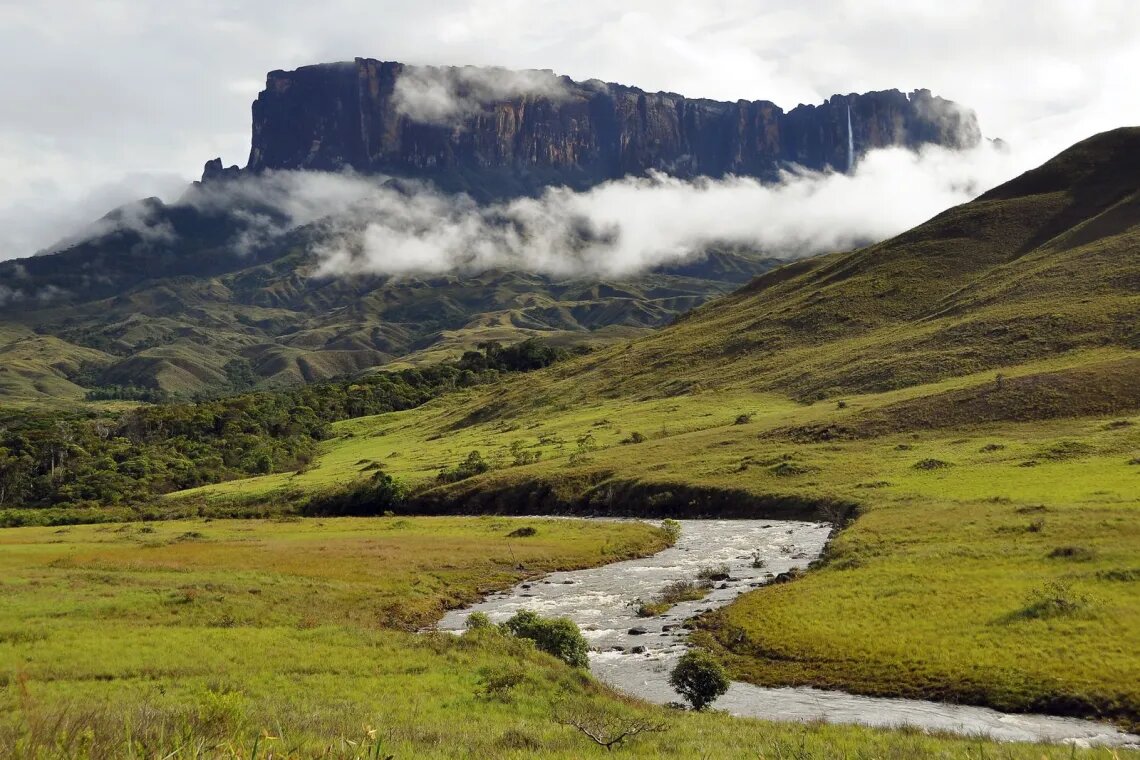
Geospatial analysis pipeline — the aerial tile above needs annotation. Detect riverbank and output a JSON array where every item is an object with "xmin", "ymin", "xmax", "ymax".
[
  {"xmin": 438, "ymin": 518, "xmax": 1139, "ymax": 747},
  {"xmin": 4, "ymin": 515, "xmax": 1138, "ymax": 758}
]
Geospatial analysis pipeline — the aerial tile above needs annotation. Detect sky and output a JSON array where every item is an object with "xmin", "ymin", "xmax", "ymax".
[{"xmin": 1, "ymin": 0, "xmax": 1139, "ymax": 261}]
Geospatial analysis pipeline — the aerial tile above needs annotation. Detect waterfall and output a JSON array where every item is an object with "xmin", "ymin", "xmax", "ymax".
[{"xmin": 846, "ymin": 104, "xmax": 854, "ymax": 173}]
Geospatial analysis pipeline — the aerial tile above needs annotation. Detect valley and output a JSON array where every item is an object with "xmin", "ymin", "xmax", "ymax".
[{"xmin": 0, "ymin": 36, "xmax": 1137, "ymax": 759}]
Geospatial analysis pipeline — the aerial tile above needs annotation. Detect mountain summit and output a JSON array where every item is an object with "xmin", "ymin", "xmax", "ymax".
[{"xmin": 206, "ymin": 58, "xmax": 982, "ymax": 197}]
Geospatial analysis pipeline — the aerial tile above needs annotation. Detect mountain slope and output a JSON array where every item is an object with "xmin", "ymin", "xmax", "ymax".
[
  {"xmin": 163, "ymin": 128, "xmax": 1140, "ymax": 727},
  {"xmin": 0, "ymin": 61, "xmax": 982, "ymax": 401},
  {"xmin": 498, "ymin": 126, "xmax": 1140, "ymax": 409}
]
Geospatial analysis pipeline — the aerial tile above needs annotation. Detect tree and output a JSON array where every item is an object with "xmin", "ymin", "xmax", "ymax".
[
  {"xmin": 553, "ymin": 700, "xmax": 667, "ymax": 752},
  {"xmin": 502, "ymin": 610, "xmax": 589, "ymax": 668},
  {"xmin": 669, "ymin": 649, "xmax": 729, "ymax": 710}
]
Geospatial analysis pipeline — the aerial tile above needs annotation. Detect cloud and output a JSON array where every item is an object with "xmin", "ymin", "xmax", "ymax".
[
  {"xmin": 392, "ymin": 65, "xmax": 574, "ymax": 124},
  {"xmin": 156, "ymin": 137, "xmax": 1017, "ymax": 280},
  {"xmin": 2, "ymin": 0, "xmax": 1140, "ymax": 259}
]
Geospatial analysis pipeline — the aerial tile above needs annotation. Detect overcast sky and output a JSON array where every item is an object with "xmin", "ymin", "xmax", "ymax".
[{"xmin": 1, "ymin": 0, "xmax": 1139, "ymax": 260}]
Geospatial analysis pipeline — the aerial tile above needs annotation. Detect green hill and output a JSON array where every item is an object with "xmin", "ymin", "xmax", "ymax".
[
  {"xmin": 0, "ymin": 194, "xmax": 779, "ymax": 401},
  {"xmin": 167, "ymin": 128, "xmax": 1140, "ymax": 727}
]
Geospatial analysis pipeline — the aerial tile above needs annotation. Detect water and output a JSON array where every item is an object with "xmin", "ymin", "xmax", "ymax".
[
  {"xmin": 847, "ymin": 104, "xmax": 855, "ymax": 172},
  {"xmin": 438, "ymin": 519, "xmax": 1139, "ymax": 747}
]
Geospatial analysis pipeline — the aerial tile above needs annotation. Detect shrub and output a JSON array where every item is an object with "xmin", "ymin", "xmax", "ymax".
[
  {"xmin": 697, "ymin": 564, "xmax": 731, "ymax": 582},
  {"xmin": 465, "ymin": 612, "xmax": 493, "ymax": 630},
  {"xmin": 507, "ymin": 526, "xmax": 538, "ymax": 538},
  {"xmin": 734, "ymin": 413, "xmax": 753, "ymax": 425},
  {"xmin": 301, "ymin": 471, "xmax": 407, "ymax": 516},
  {"xmin": 1047, "ymin": 546, "xmax": 1096, "ymax": 562},
  {"xmin": 437, "ymin": 450, "xmax": 491, "ymax": 483},
  {"xmin": 476, "ymin": 664, "xmax": 526, "ymax": 701},
  {"xmin": 622, "ymin": 431, "xmax": 647, "ymax": 444},
  {"xmin": 502, "ymin": 610, "xmax": 589, "ymax": 668},
  {"xmin": 912, "ymin": 458, "xmax": 953, "ymax": 470},
  {"xmin": 635, "ymin": 579, "xmax": 711, "ymax": 617},
  {"xmin": 1013, "ymin": 581, "xmax": 1090, "ymax": 621},
  {"xmin": 660, "ymin": 519, "xmax": 682, "ymax": 542},
  {"xmin": 669, "ymin": 649, "xmax": 730, "ymax": 710},
  {"xmin": 553, "ymin": 700, "xmax": 667, "ymax": 750}
]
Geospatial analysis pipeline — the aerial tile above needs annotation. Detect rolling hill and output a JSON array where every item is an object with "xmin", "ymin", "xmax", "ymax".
[
  {"xmin": 168, "ymin": 127, "xmax": 1140, "ymax": 726},
  {"xmin": 0, "ymin": 60, "xmax": 980, "ymax": 402}
]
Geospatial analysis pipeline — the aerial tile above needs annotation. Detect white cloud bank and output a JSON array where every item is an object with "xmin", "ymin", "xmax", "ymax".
[
  {"xmin": 172, "ymin": 138, "xmax": 1019, "ymax": 279},
  {"xmin": 392, "ymin": 65, "xmax": 573, "ymax": 123},
  {"xmin": 2, "ymin": 0, "xmax": 1139, "ymax": 260}
]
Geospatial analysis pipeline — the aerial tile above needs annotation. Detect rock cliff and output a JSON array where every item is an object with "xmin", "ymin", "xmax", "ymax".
[{"xmin": 212, "ymin": 58, "xmax": 980, "ymax": 196}]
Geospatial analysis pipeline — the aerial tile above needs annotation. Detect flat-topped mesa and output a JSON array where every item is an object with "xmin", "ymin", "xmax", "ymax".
[{"xmin": 218, "ymin": 58, "xmax": 981, "ymax": 196}]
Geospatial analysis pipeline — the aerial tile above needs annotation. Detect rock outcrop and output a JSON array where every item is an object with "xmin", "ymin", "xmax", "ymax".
[{"xmin": 209, "ymin": 58, "xmax": 981, "ymax": 196}]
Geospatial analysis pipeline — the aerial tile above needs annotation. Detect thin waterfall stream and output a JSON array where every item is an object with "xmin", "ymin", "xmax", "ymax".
[{"xmin": 438, "ymin": 519, "xmax": 1138, "ymax": 747}]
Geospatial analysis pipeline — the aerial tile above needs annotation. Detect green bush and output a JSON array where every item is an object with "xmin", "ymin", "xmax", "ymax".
[
  {"xmin": 502, "ymin": 610, "xmax": 589, "ymax": 668},
  {"xmin": 300, "ymin": 471, "xmax": 407, "ymax": 516},
  {"xmin": 465, "ymin": 612, "xmax": 493, "ymax": 630},
  {"xmin": 669, "ymin": 649, "xmax": 730, "ymax": 710}
]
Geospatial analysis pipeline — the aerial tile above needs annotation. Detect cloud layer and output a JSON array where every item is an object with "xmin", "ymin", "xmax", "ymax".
[
  {"xmin": 1, "ymin": 0, "xmax": 1139, "ymax": 259},
  {"xmin": 392, "ymin": 65, "xmax": 572, "ymax": 123},
  {"xmin": 161, "ymin": 138, "xmax": 1017, "ymax": 280}
]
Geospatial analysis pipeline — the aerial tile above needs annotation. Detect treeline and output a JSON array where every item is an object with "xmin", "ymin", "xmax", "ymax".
[{"xmin": 0, "ymin": 339, "xmax": 575, "ymax": 512}]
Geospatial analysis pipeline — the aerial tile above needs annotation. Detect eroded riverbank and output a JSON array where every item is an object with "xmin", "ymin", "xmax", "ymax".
[{"xmin": 438, "ymin": 519, "xmax": 1139, "ymax": 747}]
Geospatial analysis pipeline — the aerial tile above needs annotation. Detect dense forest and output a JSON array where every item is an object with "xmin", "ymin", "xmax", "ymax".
[{"xmin": 0, "ymin": 339, "xmax": 572, "ymax": 516}]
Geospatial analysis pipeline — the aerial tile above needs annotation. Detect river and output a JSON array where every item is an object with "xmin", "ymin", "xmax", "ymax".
[{"xmin": 437, "ymin": 519, "xmax": 1138, "ymax": 747}]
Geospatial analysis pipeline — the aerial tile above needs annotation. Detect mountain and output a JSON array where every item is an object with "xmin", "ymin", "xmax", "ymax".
[
  {"xmin": 168, "ymin": 127, "xmax": 1139, "ymax": 725},
  {"xmin": 0, "ymin": 61, "xmax": 981, "ymax": 401},
  {"xmin": 424, "ymin": 126, "xmax": 1140, "ymax": 427},
  {"xmin": 221, "ymin": 58, "xmax": 981, "ymax": 197}
]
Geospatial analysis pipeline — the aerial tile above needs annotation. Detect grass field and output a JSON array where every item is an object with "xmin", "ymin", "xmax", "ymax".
[
  {"xmin": 2, "ymin": 517, "xmax": 1136, "ymax": 759},
  {"xmin": 3, "ymin": 129, "xmax": 1139, "ymax": 754},
  {"xmin": 154, "ymin": 344, "xmax": 1140, "ymax": 727}
]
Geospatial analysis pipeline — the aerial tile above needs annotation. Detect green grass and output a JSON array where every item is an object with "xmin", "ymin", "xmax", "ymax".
[
  {"xmin": 5, "ymin": 127, "xmax": 1140, "ymax": 752},
  {"xmin": 2, "ymin": 517, "xmax": 1135, "ymax": 759},
  {"xmin": 161, "ymin": 350, "xmax": 1140, "ymax": 725}
]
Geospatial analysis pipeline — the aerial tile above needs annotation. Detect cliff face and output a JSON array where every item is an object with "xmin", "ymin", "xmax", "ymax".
[{"xmin": 228, "ymin": 58, "xmax": 981, "ymax": 196}]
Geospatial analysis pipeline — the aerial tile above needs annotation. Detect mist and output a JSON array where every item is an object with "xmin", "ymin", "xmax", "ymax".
[
  {"xmin": 392, "ymin": 65, "xmax": 574, "ymax": 124},
  {"xmin": 164, "ymin": 138, "xmax": 1023, "ymax": 280}
]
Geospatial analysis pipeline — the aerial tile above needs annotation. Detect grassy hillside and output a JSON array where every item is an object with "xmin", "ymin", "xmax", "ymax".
[
  {"xmin": 163, "ymin": 128, "xmax": 1140, "ymax": 726},
  {"xmin": 2, "ymin": 518, "xmax": 1133, "ymax": 759},
  {"xmin": 0, "ymin": 196, "xmax": 778, "ymax": 400}
]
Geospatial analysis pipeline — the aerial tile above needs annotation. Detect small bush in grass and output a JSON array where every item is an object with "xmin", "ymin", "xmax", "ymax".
[
  {"xmin": 502, "ymin": 610, "xmax": 589, "ymax": 668},
  {"xmin": 507, "ymin": 526, "xmax": 538, "ymax": 538},
  {"xmin": 913, "ymin": 458, "xmax": 953, "ymax": 470},
  {"xmin": 476, "ymin": 664, "xmax": 526, "ymax": 701},
  {"xmin": 1048, "ymin": 546, "xmax": 1096, "ymax": 562},
  {"xmin": 669, "ymin": 649, "xmax": 730, "ymax": 710},
  {"xmin": 1012, "ymin": 581, "xmax": 1090, "ymax": 621},
  {"xmin": 301, "ymin": 471, "xmax": 407, "ymax": 516},
  {"xmin": 465, "ymin": 612, "xmax": 493, "ymax": 630},
  {"xmin": 661, "ymin": 519, "xmax": 682, "ymax": 542},
  {"xmin": 734, "ymin": 413, "xmax": 754, "ymax": 425},
  {"xmin": 553, "ymin": 699, "xmax": 667, "ymax": 751},
  {"xmin": 622, "ymin": 431, "xmax": 647, "ymax": 444}
]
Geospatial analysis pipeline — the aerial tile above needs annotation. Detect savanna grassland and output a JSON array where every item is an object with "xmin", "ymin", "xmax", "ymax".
[
  {"xmin": 2, "ymin": 517, "xmax": 1136, "ymax": 759},
  {"xmin": 2, "ymin": 128, "xmax": 1139, "ymax": 757},
  {"xmin": 164, "ymin": 130, "xmax": 1140, "ymax": 727}
]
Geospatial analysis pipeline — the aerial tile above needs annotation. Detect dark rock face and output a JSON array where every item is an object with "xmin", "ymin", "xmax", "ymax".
[{"xmin": 224, "ymin": 58, "xmax": 981, "ymax": 196}]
